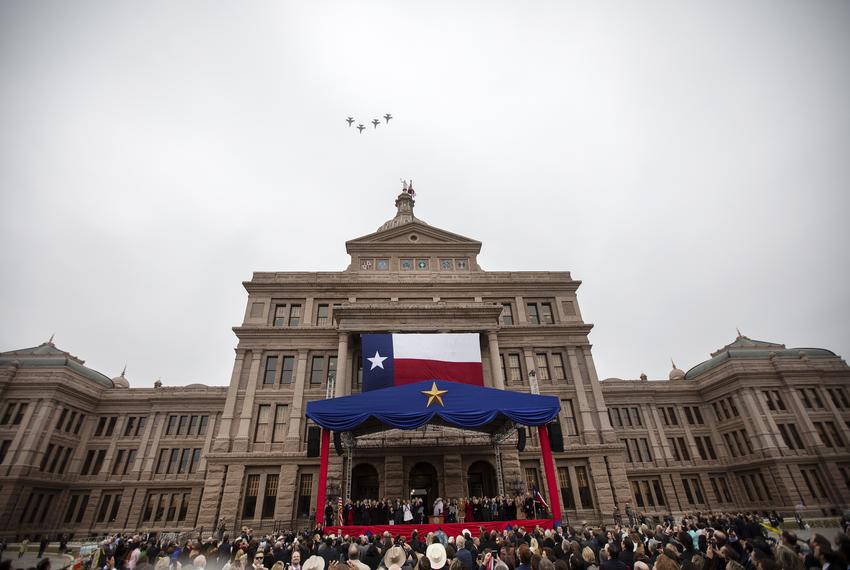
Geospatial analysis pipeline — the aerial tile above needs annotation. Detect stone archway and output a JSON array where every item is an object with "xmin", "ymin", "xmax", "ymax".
[
  {"xmin": 467, "ymin": 460, "xmax": 497, "ymax": 498},
  {"xmin": 409, "ymin": 462, "xmax": 439, "ymax": 509},
  {"xmin": 351, "ymin": 463, "xmax": 380, "ymax": 500}
]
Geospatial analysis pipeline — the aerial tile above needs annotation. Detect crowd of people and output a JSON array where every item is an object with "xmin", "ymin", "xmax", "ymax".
[
  {"xmin": 324, "ymin": 495, "xmax": 547, "ymax": 527},
  {"xmin": 4, "ymin": 511, "xmax": 850, "ymax": 570}
]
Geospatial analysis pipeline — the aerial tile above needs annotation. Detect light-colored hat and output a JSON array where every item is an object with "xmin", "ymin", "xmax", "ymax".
[
  {"xmin": 384, "ymin": 546, "xmax": 406, "ymax": 568},
  {"xmin": 426, "ymin": 543, "xmax": 447, "ymax": 570},
  {"xmin": 303, "ymin": 556, "xmax": 325, "ymax": 570}
]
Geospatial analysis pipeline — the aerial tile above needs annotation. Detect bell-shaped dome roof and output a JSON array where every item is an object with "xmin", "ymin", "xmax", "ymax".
[
  {"xmin": 669, "ymin": 360, "xmax": 685, "ymax": 380},
  {"xmin": 111, "ymin": 366, "xmax": 129, "ymax": 388}
]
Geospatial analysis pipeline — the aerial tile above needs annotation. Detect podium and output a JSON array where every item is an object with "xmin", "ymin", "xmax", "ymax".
[{"xmin": 429, "ymin": 515, "xmax": 444, "ymax": 525}]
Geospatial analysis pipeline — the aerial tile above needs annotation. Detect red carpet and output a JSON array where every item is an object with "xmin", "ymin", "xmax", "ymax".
[{"xmin": 323, "ymin": 519, "xmax": 555, "ymax": 540}]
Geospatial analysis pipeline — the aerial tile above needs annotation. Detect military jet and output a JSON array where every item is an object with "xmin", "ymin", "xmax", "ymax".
[
  {"xmin": 346, "ymin": 117, "xmax": 355, "ymax": 126},
  {"xmin": 384, "ymin": 113, "xmax": 392, "ymax": 124},
  {"xmin": 372, "ymin": 119, "xmax": 380, "ymax": 128},
  {"xmin": 357, "ymin": 124, "xmax": 365, "ymax": 133}
]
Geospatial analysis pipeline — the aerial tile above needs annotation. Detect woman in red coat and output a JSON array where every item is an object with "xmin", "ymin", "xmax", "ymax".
[{"xmin": 465, "ymin": 498, "xmax": 474, "ymax": 522}]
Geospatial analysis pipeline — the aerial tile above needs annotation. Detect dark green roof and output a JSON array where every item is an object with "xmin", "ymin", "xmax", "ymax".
[
  {"xmin": 685, "ymin": 335, "xmax": 836, "ymax": 379},
  {"xmin": 0, "ymin": 342, "xmax": 114, "ymax": 388}
]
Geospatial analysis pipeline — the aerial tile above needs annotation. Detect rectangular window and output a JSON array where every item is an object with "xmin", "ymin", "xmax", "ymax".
[
  {"xmin": 552, "ymin": 354, "xmax": 566, "ymax": 381},
  {"xmin": 0, "ymin": 439, "xmax": 12, "ymax": 464},
  {"xmin": 197, "ymin": 415, "xmax": 208, "ymax": 436},
  {"xmin": 178, "ymin": 449, "xmax": 191, "ymax": 474},
  {"xmin": 177, "ymin": 415, "xmax": 189, "ymax": 436},
  {"xmin": 536, "ymin": 353, "xmax": 550, "ymax": 381},
  {"xmin": 65, "ymin": 410, "xmax": 77, "ymax": 432},
  {"xmin": 80, "ymin": 449, "xmax": 94, "ymax": 475},
  {"xmin": 501, "ymin": 304, "xmax": 514, "ymax": 326},
  {"xmin": 639, "ymin": 438, "xmax": 653, "ymax": 462},
  {"xmin": 274, "ymin": 305, "xmax": 287, "ymax": 327},
  {"xmin": 297, "ymin": 473, "xmax": 313, "ymax": 517},
  {"xmin": 273, "ymin": 405, "xmax": 288, "ymax": 443},
  {"xmin": 94, "ymin": 417, "xmax": 107, "ymax": 437},
  {"xmin": 57, "ymin": 447, "xmax": 73, "ymax": 474},
  {"xmin": 178, "ymin": 493, "xmax": 190, "ymax": 521},
  {"xmin": 188, "ymin": 415, "xmax": 199, "ymax": 436},
  {"xmin": 168, "ymin": 448, "xmax": 180, "ymax": 474},
  {"xmin": 310, "ymin": 356, "xmax": 325, "ymax": 385},
  {"xmin": 540, "ymin": 303, "xmax": 554, "ymax": 324},
  {"xmin": 40, "ymin": 444, "xmax": 55, "ymax": 471},
  {"xmin": 264, "ymin": 356, "xmax": 278, "ymax": 384},
  {"xmin": 64, "ymin": 495, "xmax": 80, "ymax": 524},
  {"xmin": 243, "ymin": 474, "xmax": 260, "ymax": 518},
  {"xmin": 95, "ymin": 494, "xmax": 111, "ymax": 523},
  {"xmin": 123, "ymin": 449, "xmax": 136, "ymax": 475},
  {"xmin": 156, "ymin": 449, "xmax": 169, "ymax": 474},
  {"xmin": 56, "ymin": 409, "xmax": 68, "ymax": 430},
  {"xmin": 12, "ymin": 403, "xmax": 27, "ymax": 425},
  {"xmin": 189, "ymin": 448, "xmax": 201, "ymax": 473},
  {"xmin": 166, "ymin": 493, "xmax": 178, "ymax": 521},
  {"xmin": 165, "ymin": 415, "xmax": 177, "ymax": 436},
  {"xmin": 108, "ymin": 494, "xmax": 122, "ymax": 522},
  {"xmin": 112, "ymin": 449, "xmax": 126, "ymax": 475},
  {"xmin": 575, "ymin": 465, "xmax": 593, "ymax": 508},
  {"xmin": 562, "ymin": 400, "xmax": 578, "ymax": 436},
  {"xmin": 525, "ymin": 467, "xmax": 541, "ymax": 494},
  {"xmin": 255, "ymin": 405, "xmax": 271, "ymax": 443},
  {"xmin": 289, "ymin": 304, "xmax": 301, "ymax": 326},
  {"xmin": 507, "ymin": 354, "xmax": 521, "ymax": 382},
  {"xmin": 281, "ymin": 356, "xmax": 295, "ymax": 384},
  {"xmin": 263, "ymin": 474, "xmax": 278, "ymax": 518},
  {"xmin": 105, "ymin": 417, "xmax": 117, "ymax": 437},
  {"xmin": 317, "ymin": 304, "xmax": 329, "ymax": 326},
  {"xmin": 124, "ymin": 417, "xmax": 136, "ymax": 437},
  {"xmin": 558, "ymin": 467, "xmax": 575, "ymax": 509},
  {"xmin": 526, "ymin": 303, "xmax": 540, "ymax": 324}
]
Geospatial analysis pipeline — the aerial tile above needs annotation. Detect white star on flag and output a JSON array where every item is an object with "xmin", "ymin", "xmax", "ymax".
[{"xmin": 367, "ymin": 350, "xmax": 388, "ymax": 370}]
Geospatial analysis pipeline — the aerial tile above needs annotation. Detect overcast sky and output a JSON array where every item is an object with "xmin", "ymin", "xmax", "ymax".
[{"xmin": 2, "ymin": 1, "xmax": 849, "ymax": 388}]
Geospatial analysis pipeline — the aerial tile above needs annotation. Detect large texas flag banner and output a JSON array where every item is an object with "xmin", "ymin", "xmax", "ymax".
[{"xmin": 361, "ymin": 333, "xmax": 483, "ymax": 391}]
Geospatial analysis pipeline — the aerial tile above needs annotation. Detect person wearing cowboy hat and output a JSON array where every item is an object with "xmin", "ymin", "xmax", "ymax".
[
  {"xmin": 302, "ymin": 556, "xmax": 327, "ymax": 570},
  {"xmin": 426, "ymin": 543, "xmax": 447, "ymax": 570},
  {"xmin": 382, "ymin": 546, "xmax": 407, "ymax": 570}
]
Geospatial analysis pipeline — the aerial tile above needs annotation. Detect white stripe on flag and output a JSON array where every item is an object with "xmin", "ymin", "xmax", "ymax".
[{"xmin": 392, "ymin": 333, "xmax": 481, "ymax": 362}]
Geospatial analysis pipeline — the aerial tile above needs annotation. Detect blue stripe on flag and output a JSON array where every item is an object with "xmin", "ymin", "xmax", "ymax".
[{"xmin": 361, "ymin": 334, "xmax": 395, "ymax": 391}]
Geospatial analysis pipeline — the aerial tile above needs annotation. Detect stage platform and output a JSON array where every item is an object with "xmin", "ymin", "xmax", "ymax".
[{"xmin": 323, "ymin": 518, "xmax": 555, "ymax": 540}]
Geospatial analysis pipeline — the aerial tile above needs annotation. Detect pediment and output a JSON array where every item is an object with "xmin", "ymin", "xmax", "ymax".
[{"xmin": 346, "ymin": 221, "xmax": 480, "ymax": 249}]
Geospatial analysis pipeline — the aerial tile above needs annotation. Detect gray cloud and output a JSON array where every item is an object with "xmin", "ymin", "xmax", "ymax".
[{"xmin": 2, "ymin": 0, "xmax": 849, "ymax": 386}]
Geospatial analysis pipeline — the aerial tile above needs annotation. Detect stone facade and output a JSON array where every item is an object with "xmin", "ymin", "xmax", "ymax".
[{"xmin": 1, "ymin": 190, "xmax": 849, "ymax": 537}]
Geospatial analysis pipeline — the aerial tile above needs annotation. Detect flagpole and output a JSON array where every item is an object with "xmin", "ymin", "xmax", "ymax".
[
  {"xmin": 316, "ymin": 429, "xmax": 331, "ymax": 528},
  {"xmin": 537, "ymin": 425, "xmax": 562, "ymax": 522}
]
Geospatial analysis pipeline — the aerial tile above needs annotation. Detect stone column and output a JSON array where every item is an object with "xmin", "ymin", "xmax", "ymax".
[
  {"xmin": 303, "ymin": 297, "xmax": 315, "ymax": 327},
  {"xmin": 335, "ymin": 333, "xmax": 349, "ymax": 397},
  {"xmin": 444, "ymin": 454, "xmax": 464, "ymax": 499},
  {"xmin": 741, "ymin": 388, "xmax": 781, "ymax": 456},
  {"xmin": 12, "ymin": 400, "xmax": 53, "ymax": 476},
  {"xmin": 566, "ymin": 348, "xmax": 597, "ymax": 443},
  {"xmin": 198, "ymin": 413, "xmax": 218, "ymax": 472},
  {"xmin": 678, "ymin": 413, "xmax": 702, "ymax": 461},
  {"xmin": 523, "ymin": 349, "xmax": 537, "ymax": 392},
  {"xmin": 514, "ymin": 297, "xmax": 527, "ymax": 324},
  {"xmin": 196, "ymin": 463, "xmax": 227, "ymax": 531},
  {"xmin": 487, "ymin": 332, "xmax": 505, "ymax": 390},
  {"xmin": 286, "ymin": 349, "xmax": 310, "ymax": 452},
  {"xmin": 234, "ymin": 352, "xmax": 263, "ymax": 452},
  {"xmin": 582, "ymin": 346, "xmax": 616, "ymax": 442},
  {"xmin": 141, "ymin": 412, "xmax": 168, "ymax": 477},
  {"xmin": 213, "ymin": 351, "xmax": 246, "ymax": 452},
  {"xmin": 642, "ymin": 404, "xmax": 666, "ymax": 467},
  {"xmin": 650, "ymin": 407, "xmax": 674, "ymax": 463},
  {"xmin": 384, "ymin": 455, "xmax": 404, "ymax": 498},
  {"xmin": 786, "ymin": 389, "xmax": 824, "ymax": 449}
]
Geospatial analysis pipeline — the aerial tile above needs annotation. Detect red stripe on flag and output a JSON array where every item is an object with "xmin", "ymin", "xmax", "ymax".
[{"xmin": 394, "ymin": 359, "xmax": 484, "ymax": 386}]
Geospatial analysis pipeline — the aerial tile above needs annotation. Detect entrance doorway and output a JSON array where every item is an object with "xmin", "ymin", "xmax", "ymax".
[
  {"xmin": 351, "ymin": 463, "xmax": 380, "ymax": 500},
  {"xmin": 409, "ymin": 462, "xmax": 439, "ymax": 511},
  {"xmin": 467, "ymin": 460, "xmax": 497, "ymax": 497}
]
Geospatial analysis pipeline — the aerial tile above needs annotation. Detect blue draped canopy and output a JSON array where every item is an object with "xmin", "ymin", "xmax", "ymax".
[{"xmin": 305, "ymin": 380, "xmax": 560, "ymax": 434}]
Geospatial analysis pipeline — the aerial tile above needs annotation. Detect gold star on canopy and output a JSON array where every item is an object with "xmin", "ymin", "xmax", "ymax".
[{"xmin": 421, "ymin": 382, "xmax": 448, "ymax": 407}]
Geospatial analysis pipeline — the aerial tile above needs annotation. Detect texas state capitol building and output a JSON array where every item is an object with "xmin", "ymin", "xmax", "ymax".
[{"xmin": 1, "ymin": 189, "xmax": 850, "ymax": 536}]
